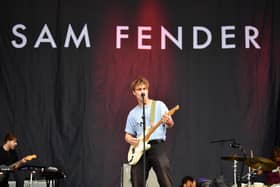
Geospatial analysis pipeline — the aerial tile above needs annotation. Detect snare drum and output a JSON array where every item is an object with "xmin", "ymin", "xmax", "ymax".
[
  {"xmin": 271, "ymin": 184, "xmax": 280, "ymax": 187},
  {"xmin": 253, "ymin": 182, "xmax": 264, "ymax": 187}
]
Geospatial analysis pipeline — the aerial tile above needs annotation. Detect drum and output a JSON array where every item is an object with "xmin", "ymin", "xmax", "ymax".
[
  {"xmin": 271, "ymin": 184, "xmax": 280, "ymax": 187},
  {"xmin": 253, "ymin": 182, "xmax": 264, "ymax": 187}
]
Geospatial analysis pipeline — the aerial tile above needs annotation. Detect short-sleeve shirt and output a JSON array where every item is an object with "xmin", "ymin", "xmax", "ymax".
[{"xmin": 125, "ymin": 100, "xmax": 169, "ymax": 141}]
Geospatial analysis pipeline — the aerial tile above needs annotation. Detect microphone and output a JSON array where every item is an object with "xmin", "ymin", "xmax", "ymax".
[
  {"xmin": 229, "ymin": 143, "xmax": 242, "ymax": 149},
  {"xmin": 141, "ymin": 93, "xmax": 145, "ymax": 97}
]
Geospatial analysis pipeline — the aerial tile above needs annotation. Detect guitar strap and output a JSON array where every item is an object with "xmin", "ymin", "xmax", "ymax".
[{"xmin": 150, "ymin": 100, "xmax": 156, "ymax": 126}]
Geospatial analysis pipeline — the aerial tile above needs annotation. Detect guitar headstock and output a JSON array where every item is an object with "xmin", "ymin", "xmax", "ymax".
[
  {"xmin": 24, "ymin": 154, "xmax": 37, "ymax": 161},
  {"xmin": 168, "ymin": 105, "xmax": 180, "ymax": 115}
]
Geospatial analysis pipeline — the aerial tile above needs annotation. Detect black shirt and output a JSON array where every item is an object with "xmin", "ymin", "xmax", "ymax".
[
  {"xmin": 0, "ymin": 146, "xmax": 19, "ymax": 186},
  {"xmin": 0, "ymin": 146, "xmax": 18, "ymax": 166}
]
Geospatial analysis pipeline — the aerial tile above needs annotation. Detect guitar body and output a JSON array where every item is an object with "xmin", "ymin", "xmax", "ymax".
[
  {"xmin": 0, "ymin": 165, "xmax": 11, "ymax": 183},
  {"xmin": 127, "ymin": 134, "xmax": 152, "ymax": 165},
  {"xmin": 0, "ymin": 154, "xmax": 37, "ymax": 183}
]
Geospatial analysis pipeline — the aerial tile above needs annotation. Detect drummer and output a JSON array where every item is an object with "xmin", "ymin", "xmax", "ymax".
[
  {"xmin": 180, "ymin": 176, "xmax": 196, "ymax": 187},
  {"xmin": 265, "ymin": 146, "xmax": 280, "ymax": 185}
]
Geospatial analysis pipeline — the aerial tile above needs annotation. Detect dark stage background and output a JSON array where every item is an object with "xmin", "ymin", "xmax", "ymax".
[{"xmin": 1, "ymin": 0, "xmax": 280, "ymax": 186}]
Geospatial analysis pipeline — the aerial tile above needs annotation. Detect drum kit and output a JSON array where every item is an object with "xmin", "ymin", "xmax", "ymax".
[{"xmin": 221, "ymin": 154, "xmax": 277, "ymax": 187}]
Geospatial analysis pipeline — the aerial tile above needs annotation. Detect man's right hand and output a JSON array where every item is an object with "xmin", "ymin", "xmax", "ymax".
[{"xmin": 125, "ymin": 133, "xmax": 139, "ymax": 147}]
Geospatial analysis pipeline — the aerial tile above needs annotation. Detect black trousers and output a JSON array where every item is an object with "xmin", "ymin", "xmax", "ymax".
[
  {"xmin": 130, "ymin": 141, "xmax": 174, "ymax": 187},
  {"xmin": 0, "ymin": 171, "xmax": 25, "ymax": 187},
  {"xmin": 0, "ymin": 181, "xmax": 9, "ymax": 187}
]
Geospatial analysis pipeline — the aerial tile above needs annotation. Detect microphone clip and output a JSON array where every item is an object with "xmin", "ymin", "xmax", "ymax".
[{"xmin": 229, "ymin": 142, "xmax": 242, "ymax": 149}]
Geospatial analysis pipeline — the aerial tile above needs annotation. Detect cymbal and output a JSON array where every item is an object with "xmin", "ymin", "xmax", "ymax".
[
  {"xmin": 245, "ymin": 157, "xmax": 277, "ymax": 171},
  {"xmin": 221, "ymin": 155, "xmax": 247, "ymax": 161}
]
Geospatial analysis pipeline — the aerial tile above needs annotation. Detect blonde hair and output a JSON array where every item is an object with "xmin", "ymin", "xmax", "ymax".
[{"xmin": 130, "ymin": 77, "xmax": 149, "ymax": 91}]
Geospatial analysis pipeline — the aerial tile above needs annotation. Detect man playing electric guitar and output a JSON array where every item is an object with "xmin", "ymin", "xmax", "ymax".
[
  {"xmin": 125, "ymin": 77, "xmax": 175, "ymax": 187},
  {"xmin": 0, "ymin": 133, "xmax": 28, "ymax": 187}
]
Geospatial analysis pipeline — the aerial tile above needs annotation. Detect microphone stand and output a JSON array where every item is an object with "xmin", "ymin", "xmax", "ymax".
[
  {"xmin": 141, "ymin": 93, "xmax": 146, "ymax": 187},
  {"xmin": 210, "ymin": 138, "xmax": 235, "ymax": 177},
  {"xmin": 228, "ymin": 141, "xmax": 246, "ymax": 187},
  {"xmin": 236, "ymin": 144, "xmax": 246, "ymax": 187}
]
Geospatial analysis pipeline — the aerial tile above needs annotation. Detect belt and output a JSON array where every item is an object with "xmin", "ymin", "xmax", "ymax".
[{"xmin": 148, "ymin": 139, "xmax": 165, "ymax": 145}]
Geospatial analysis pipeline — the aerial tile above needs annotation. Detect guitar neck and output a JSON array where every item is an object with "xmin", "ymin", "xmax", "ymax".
[
  {"xmin": 144, "ymin": 121, "xmax": 162, "ymax": 141},
  {"xmin": 144, "ymin": 105, "xmax": 179, "ymax": 142},
  {"xmin": 8, "ymin": 154, "xmax": 37, "ymax": 170},
  {"xmin": 9, "ymin": 159, "xmax": 24, "ymax": 170}
]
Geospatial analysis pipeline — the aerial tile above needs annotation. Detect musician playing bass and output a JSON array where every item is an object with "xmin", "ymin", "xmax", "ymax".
[
  {"xmin": 0, "ymin": 133, "xmax": 25, "ymax": 187},
  {"xmin": 124, "ymin": 77, "xmax": 175, "ymax": 187}
]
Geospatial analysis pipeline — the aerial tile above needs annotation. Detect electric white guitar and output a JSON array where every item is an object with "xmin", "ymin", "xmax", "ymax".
[{"xmin": 127, "ymin": 105, "xmax": 180, "ymax": 165}]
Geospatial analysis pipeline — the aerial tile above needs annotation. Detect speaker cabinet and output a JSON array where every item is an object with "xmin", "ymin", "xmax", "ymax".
[
  {"xmin": 9, "ymin": 180, "xmax": 53, "ymax": 187},
  {"xmin": 121, "ymin": 163, "xmax": 160, "ymax": 187}
]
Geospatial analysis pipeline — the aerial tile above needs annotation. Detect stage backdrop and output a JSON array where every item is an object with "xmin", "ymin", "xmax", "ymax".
[{"xmin": 1, "ymin": 0, "xmax": 280, "ymax": 186}]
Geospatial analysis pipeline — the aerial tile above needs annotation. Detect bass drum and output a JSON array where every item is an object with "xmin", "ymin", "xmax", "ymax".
[{"xmin": 253, "ymin": 182, "xmax": 264, "ymax": 187}]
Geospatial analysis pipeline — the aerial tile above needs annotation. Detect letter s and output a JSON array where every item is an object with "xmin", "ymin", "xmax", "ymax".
[{"xmin": 11, "ymin": 24, "xmax": 27, "ymax": 48}]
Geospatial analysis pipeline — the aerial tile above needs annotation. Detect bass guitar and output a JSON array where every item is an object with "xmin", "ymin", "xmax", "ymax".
[
  {"xmin": 127, "ymin": 105, "xmax": 179, "ymax": 165},
  {"xmin": 0, "ymin": 154, "xmax": 37, "ymax": 182}
]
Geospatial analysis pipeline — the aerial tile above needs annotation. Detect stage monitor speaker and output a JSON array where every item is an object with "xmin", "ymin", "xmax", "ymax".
[
  {"xmin": 9, "ymin": 180, "xmax": 53, "ymax": 187},
  {"xmin": 121, "ymin": 163, "xmax": 160, "ymax": 187}
]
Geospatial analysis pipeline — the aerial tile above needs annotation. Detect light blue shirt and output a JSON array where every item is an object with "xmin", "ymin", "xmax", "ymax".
[{"xmin": 125, "ymin": 100, "xmax": 169, "ymax": 141}]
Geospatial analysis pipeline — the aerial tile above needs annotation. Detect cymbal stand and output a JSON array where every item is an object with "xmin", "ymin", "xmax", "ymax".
[
  {"xmin": 247, "ymin": 149, "xmax": 254, "ymax": 187},
  {"xmin": 233, "ymin": 160, "xmax": 238, "ymax": 186},
  {"xmin": 29, "ymin": 170, "xmax": 36, "ymax": 187},
  {"xmin": 247, "ymin": 166, "xmax": 252, "ymax": 187}
]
